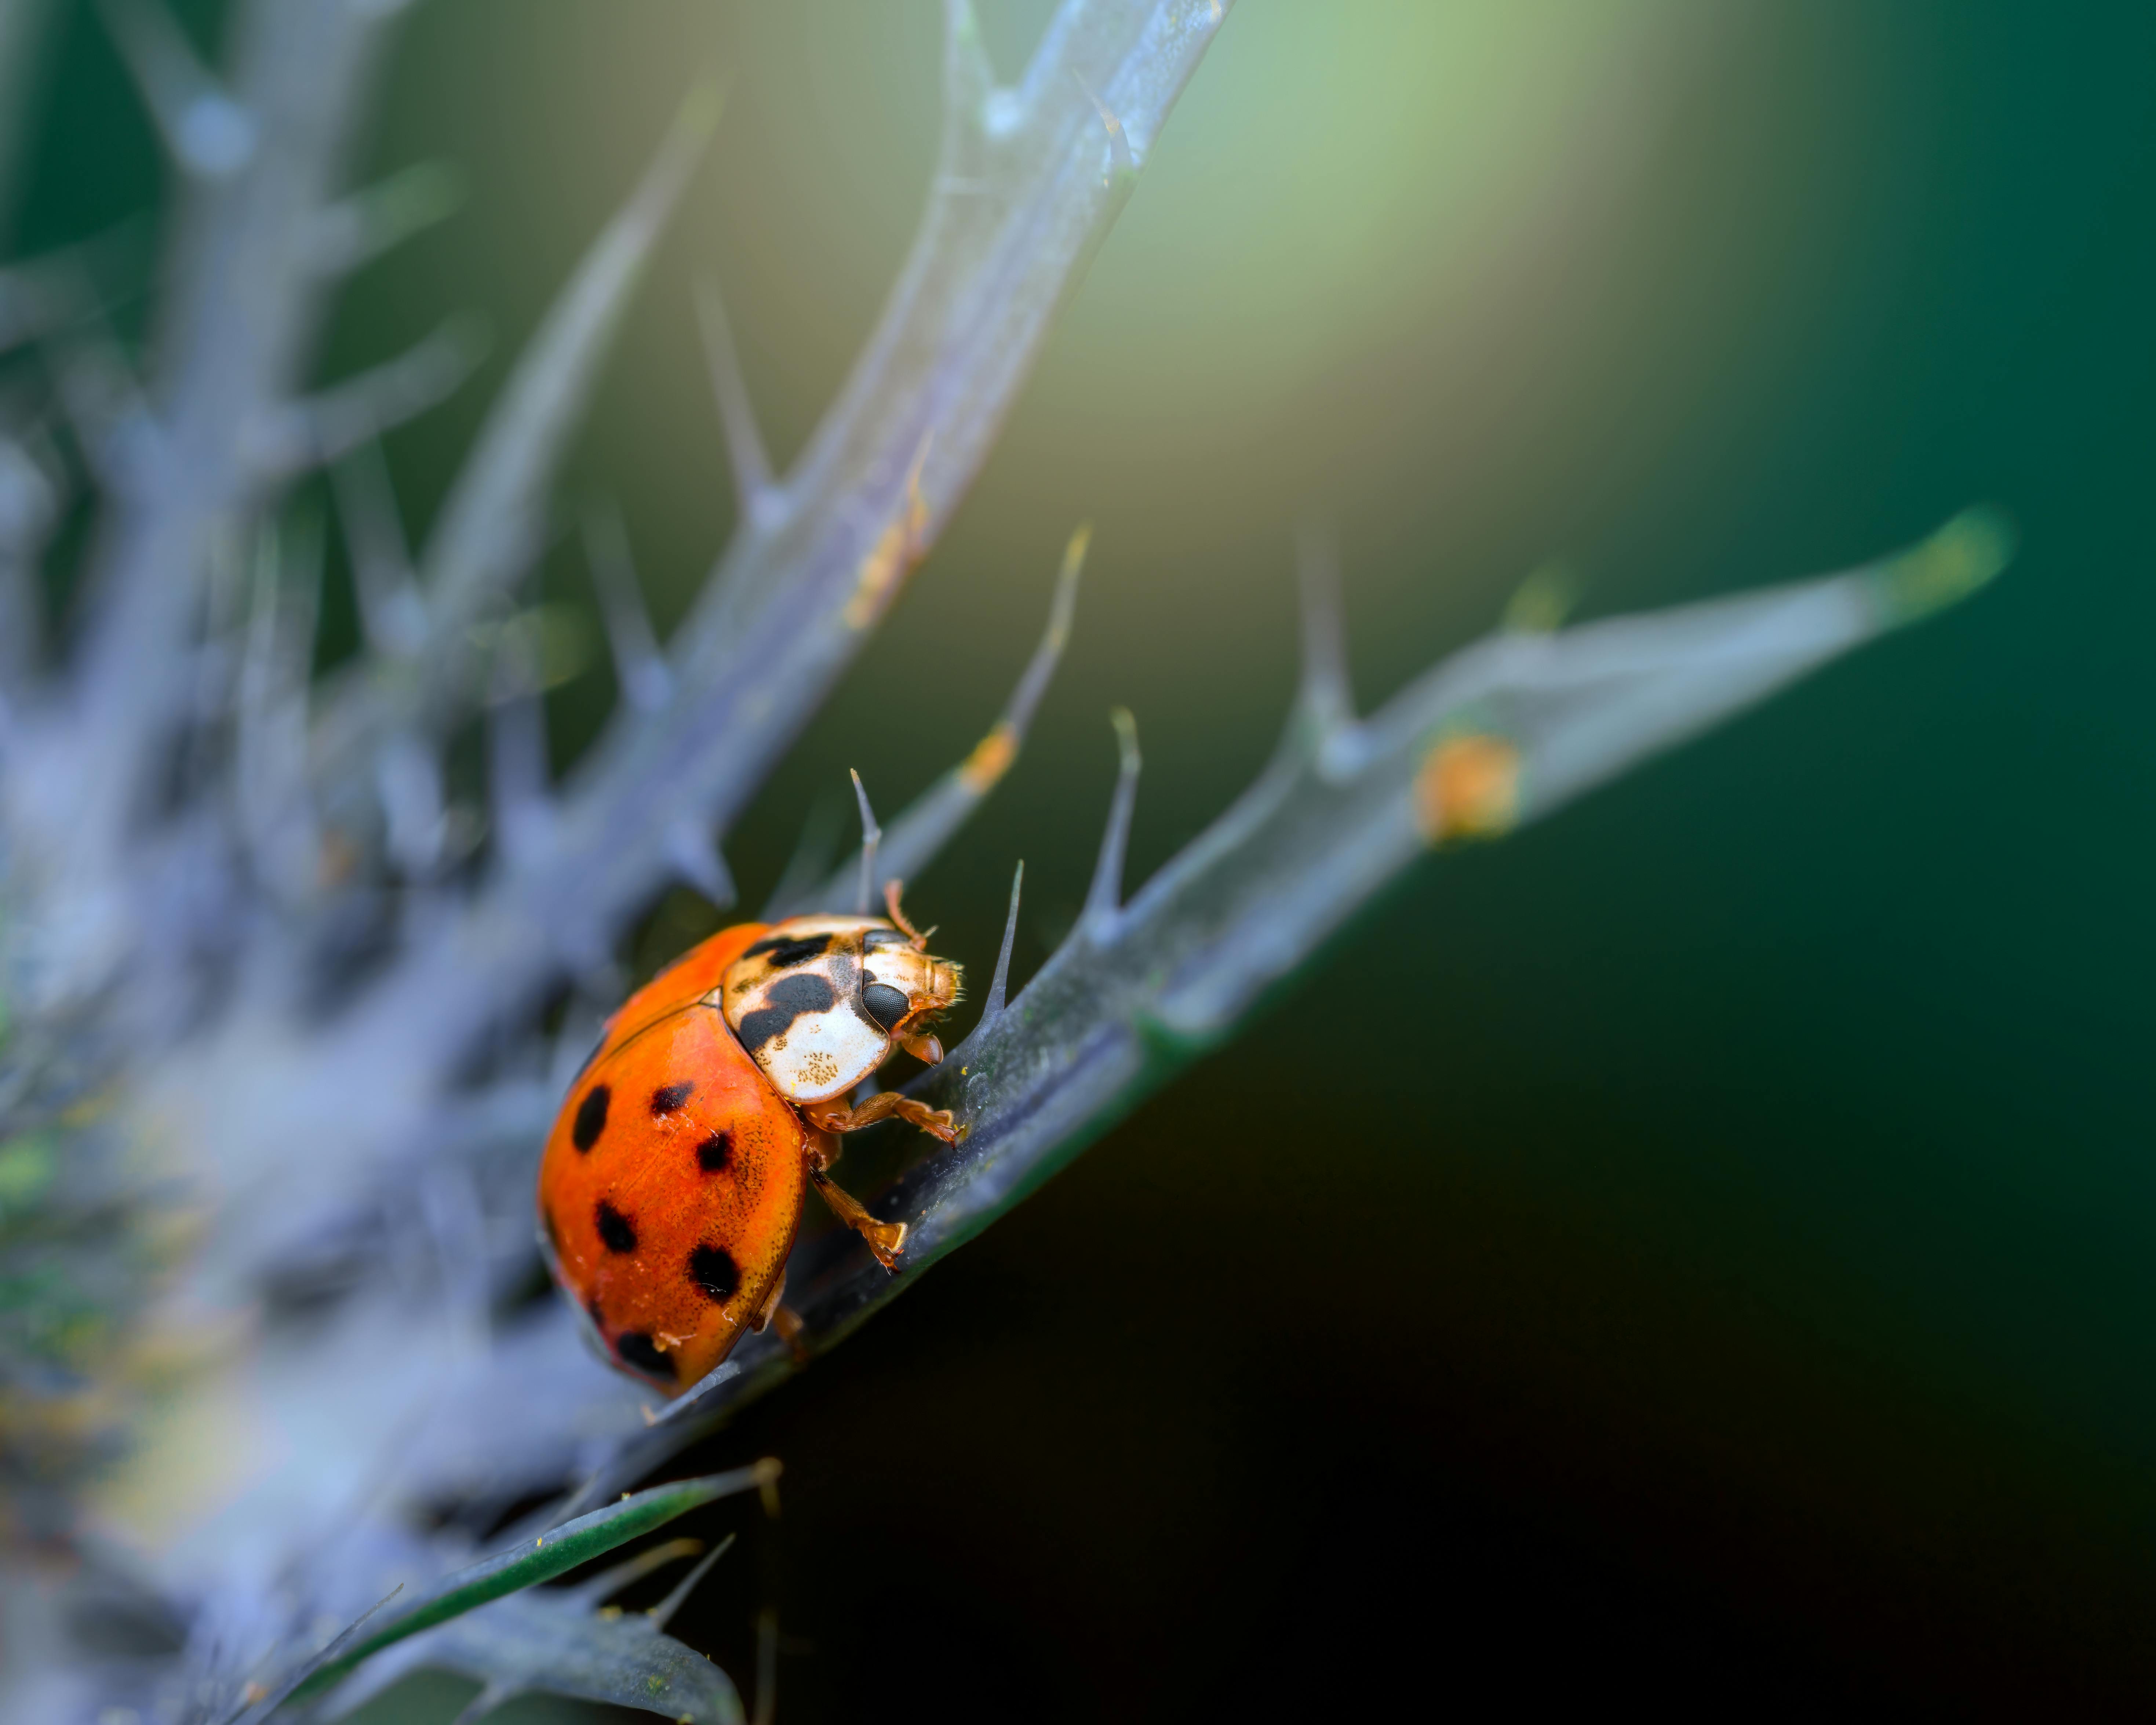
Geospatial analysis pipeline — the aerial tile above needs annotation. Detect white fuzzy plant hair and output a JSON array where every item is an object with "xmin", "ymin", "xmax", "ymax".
[{"xmin": 0, "ymin": 1, "xmax": 2007, "ymax": 1720}]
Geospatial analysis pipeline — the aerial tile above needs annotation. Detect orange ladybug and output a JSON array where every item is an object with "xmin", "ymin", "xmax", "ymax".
[{"xmin": 537, "ymin": 884, "xmax": 962, "ymax": 1391}]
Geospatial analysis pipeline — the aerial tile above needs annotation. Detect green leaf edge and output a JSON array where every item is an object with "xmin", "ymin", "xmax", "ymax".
[{"xmin": 288, "ymin": 1460, "xmax": 775, "ymax": 1705}]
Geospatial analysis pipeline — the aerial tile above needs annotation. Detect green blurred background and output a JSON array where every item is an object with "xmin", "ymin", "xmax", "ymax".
[{"xmin": 17, "ymin": 0, "xmax": 2156, "ymax": 1715}]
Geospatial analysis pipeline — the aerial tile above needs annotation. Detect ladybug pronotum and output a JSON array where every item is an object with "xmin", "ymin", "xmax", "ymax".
[{"xmin": 536, "ymin": 884, "xmax": 962, "ymax": 1391}]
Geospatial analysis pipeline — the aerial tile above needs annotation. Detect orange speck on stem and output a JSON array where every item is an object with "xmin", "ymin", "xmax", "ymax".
[
  {"xmin": 958, "ymin": 721, "xmax": 1019, "ymax": 792},
  {"xmin": 1414, "ymin": 732, "xmax": 1521, "ymax": 845},
  {"xmin": 843, "ymin": 433, "xmax": 933, "ymax": 629}
]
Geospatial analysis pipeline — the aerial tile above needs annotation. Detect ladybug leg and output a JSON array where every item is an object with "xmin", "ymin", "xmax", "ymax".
[
  {"xmin": 803, "ymin": 1156, "xmax": 908, "ymax": 1271},
  {"xmin": 748, "ymin": 1270, "xmax": 812, "ymax": 1363},
  {"xmin": 747, "ymin": 1267, "xmax": 787, "ymax": 1332},
  {"xmin": 801, "ymin": 1090, "xmax": 962, "ymax": 1145}
]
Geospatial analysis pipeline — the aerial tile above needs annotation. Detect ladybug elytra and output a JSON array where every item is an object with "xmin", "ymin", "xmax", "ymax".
[{"xmin": 537, "ymin": 884, "xmax": 962, "ymax": 1391}]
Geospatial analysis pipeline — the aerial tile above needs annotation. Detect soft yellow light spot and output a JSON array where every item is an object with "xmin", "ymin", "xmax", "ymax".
[{"xmin": 1414, "ymin": 732, "xmax": 1521, "ymax": 845}]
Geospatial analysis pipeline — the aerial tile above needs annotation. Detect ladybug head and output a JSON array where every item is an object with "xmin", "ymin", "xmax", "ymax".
[
  {"xmin": 722, "ymin": 916, "xmax": 963, "ymax": 1102},
  {"xmin": 859, "ymin": 925, "xmax": 962, "ymax": 1064}
]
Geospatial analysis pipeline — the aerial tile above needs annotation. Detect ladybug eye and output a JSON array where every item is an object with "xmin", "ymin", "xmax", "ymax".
[{"xmin": 861, "ymin": 980, "xmax": 910, "ymax": 1033}]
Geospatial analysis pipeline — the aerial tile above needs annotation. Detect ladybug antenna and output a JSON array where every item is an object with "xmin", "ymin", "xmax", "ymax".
[
  {"xmin": 849, "ymin": 768, "xmax": 881, "ymax": 916},
  {"xmin": 883, "ymin": 878, "xmax": 932, "ymax": 950}
]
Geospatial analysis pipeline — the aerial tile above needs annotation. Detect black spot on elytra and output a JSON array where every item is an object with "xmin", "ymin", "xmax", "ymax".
[
  {"xmin": 688, "ymin": 1244, "xmax": 740, "ymax": 1303},
  {"xmin": 651, "ymin": 1080, "xmax": 695, "ymax": 1114},
  {"xmin": 571, "ymin": 1084, "xmax": 611, "ymax": 1152},
  {"xmin": 596, "ymin": 1200, "xmax": 637, "ymax": 1254},
  {"xmin": 736, "ymin": 971, "xmax": 837, "ymax": 1052},
  {"xmin": 616, "ymin": 1331, "xmax": 674, "ymax": 1381},
  {"xmin": 696, "ymin": 1131, "xmax": 732, "ymax": 1173},
  {"xmin": 861, "ymin": 980, "xmax": 910, "ymax": 1033},
  {"xmin": 744, "ymin": 931, "xmax": 838, "ymax": 968}
]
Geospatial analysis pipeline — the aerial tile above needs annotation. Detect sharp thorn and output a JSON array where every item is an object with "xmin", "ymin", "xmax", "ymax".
[
  {"xmin": 850, "ymin": 768, "xmax": 882, "ymax": 917},
  {"xmin": 982, "ymin": 859, "xmax": 1024, "ymax": 1020},
  {"xmin": 647, "ymin": 1533, "xmax": 737, "ymax": 1632},
  {"xmin": 1081, "ymin": 709, "xmax": 1141, "ymax": 934}
]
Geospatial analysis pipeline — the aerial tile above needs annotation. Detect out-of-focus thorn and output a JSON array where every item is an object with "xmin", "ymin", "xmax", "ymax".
[
  {"xmin": 424, "ymin": 77, "xmax": 720, "ymax": 631},
  {"xmin": 305, "ymin": 159, "xmax": 467, "ymax": 277},
  {"xmin": 448, "ymin": 1684, "xmax": 518, "ymax": 1725},
  {"xmin": 1293, "ymin": 516, "xmax": 1353, "ymax": 736},
  {"xmin": 646, "ymin": 1533, "xmax": 736, "ymax": 1632},
  {"xmin": 1502, "ymin": 558, "xmax": 1583, "ymax": 635},
  {"xmin": 0, "ymin": 437, "xmax": 59, "ymax": 691},
  {"xmin": 331, "ymin": 439, "xmax": 430, "ymax": 657},
  {"xmin": 941, "ymin": 0, "xmax": 997, "ymax": 123},
  {"xmin": 665, "ymin": 816, "xmax": 735, "ymax": 909},
  {"xmin": 752, "ymin": 1607, "xmax": 780, "ymax": 1725},
  {"xmin": 570, "ymin": 1537, "xmax": 704, "ymax": 1607},
  {"xmin": 1081, "ymin": 709, "xmax": 1141, "ymax": 935},
  {"xmin": 1867, "ymin": 504, "xmax": 2016, "ymax": 624},
  {"xmin": 693, "ymin": 276, "xmax": 779, "ymax": 527},
  {"xmin": 236, "ymin": 514, "xmax": 325, "ymax": 899},
  {"xmin": 487, "ymin": 629, "xmax": 555, "ymax": 870},
  {"xmin": 251, "ymin": 314, "xmax": 489, "ymax": 477},
  {"xmin": 46, "ymin": 318, "xmax": 164, "ymax": 496},
  {"xmin": 762, "ymin": 793, "xmax": 846, "ymax": 920},
  {"xmin": 981, "ymin": 859, "xmax": 1024, "ymax": 1021},
  {"xmin": 374, "ymin": 732, "xmax": 447, "ymax": 878},
  {"xmin": 580, "ymin": 499, "xmax": 673, "ymax": 714},
  {"xmin": 1071, "ymin": 70, "xmax": 1136, "ymax": 183},
  {"xmin": 850, "ymin": 769, "xmax": 882, "ymax": 918},
  {"xmin": 94, "ymin": 0, "xmax": 256, "ymax": 178}
]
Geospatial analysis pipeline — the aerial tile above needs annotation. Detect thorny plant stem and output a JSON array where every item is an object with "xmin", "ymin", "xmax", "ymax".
[{"xmin": 546, "ymin": 510, "xmax": 2012, "ymax": 1497}]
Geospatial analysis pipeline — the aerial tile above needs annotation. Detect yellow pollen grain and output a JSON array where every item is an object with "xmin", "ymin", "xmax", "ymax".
[{"xmin": 1414, "ymin": 733, "xmax": 1521, "ymax": 845}]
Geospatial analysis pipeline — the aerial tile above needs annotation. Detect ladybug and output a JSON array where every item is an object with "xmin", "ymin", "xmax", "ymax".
[{"xmin": 537, "ymin": 884, "xmax": 963, "ymax": 1392}]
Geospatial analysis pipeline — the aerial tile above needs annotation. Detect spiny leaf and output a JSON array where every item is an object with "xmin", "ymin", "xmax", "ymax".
[{"xmin": 291, "ymin": 1461, "xmax": 774, "ymax": 1703}]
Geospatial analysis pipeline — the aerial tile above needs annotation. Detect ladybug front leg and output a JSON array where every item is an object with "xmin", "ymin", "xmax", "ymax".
[{"xmin": 801, "ymin": 1090, "xmax": 961, "ymax": 1144}]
